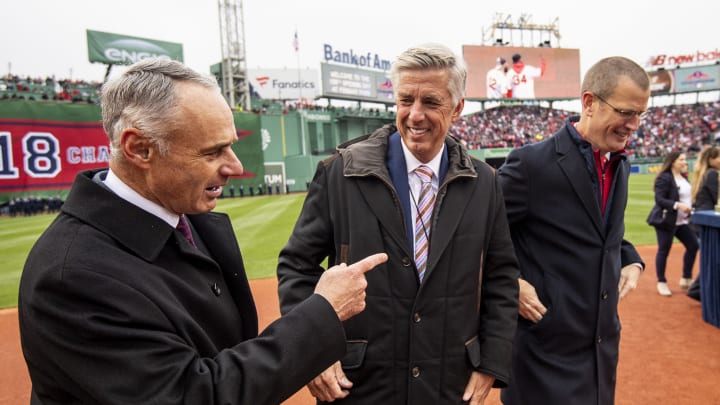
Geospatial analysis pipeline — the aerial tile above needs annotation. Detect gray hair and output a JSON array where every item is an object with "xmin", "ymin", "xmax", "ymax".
[
  {"xmin": 390, "ymin": 43, "xmax": 466, "ymax": 107},
  {"xmin": 581, "ymin": 56, "xmax": 650, "ymax": 99},
  {"xmin": 100, "ymin": 58, "xmax": 220, "ymax": 158}
]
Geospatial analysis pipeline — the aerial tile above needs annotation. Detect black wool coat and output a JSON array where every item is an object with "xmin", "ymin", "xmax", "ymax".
[{"xmin": 498, "ymin": 120, "xmax": 643, "ymax": 405}]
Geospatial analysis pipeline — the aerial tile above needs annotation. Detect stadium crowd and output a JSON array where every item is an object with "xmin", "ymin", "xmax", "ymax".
[
  {"xmin": 1, "ymin": 74, "xmax": 101, "ymax": 103},
  {"xmin": 449, "ymin": 102, "xmax": 720, "ymax": 160}
]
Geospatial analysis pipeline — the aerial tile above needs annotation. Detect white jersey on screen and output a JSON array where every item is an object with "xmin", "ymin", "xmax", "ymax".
[{"xmin": 486, "ymin": 67, "xmax": 510, "ymax": 99}]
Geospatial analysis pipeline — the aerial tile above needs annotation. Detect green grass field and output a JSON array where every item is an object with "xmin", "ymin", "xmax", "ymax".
[{"xmin": 0, "ymin": 173, "xmax": 659, "ymax": 309}]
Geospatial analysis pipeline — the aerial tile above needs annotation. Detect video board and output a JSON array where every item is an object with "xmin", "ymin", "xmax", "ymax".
[{"xmin": 463, "ymin": 45, "xmax": 581, "ymax": 100}]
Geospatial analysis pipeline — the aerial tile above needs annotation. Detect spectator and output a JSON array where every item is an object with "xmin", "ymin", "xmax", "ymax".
[{"xmin": 648, "ymin": 152, "xmax": 698, "ymax": 296}]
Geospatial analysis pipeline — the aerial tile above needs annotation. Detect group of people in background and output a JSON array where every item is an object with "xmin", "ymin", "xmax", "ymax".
[
  {"xmin": 1, "ymin": 196, "xmax": 63, "ymax": 217},
  {"xmin": 450, "ymin": 102, "xmax": 720, "ymax": 156},
  {"xmin": 649, "ymin": 145, "xmax": 720, "ymax": 298},
  {"xmin": 1, "ymin": 74, "xmax": 100, "ymax": 103}
]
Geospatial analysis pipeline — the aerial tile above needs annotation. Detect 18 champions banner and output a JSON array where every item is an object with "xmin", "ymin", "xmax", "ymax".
[
  {"xmin": 0, "ymin": 102, "xmax": 108, "ymax": 193},
  {"xmin": 0, "ymin": 101, "xmax": 263, "ymax": 200}
]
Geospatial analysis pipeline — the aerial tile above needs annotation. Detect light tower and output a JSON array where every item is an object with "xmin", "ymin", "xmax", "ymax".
[
  {"xmin": 482, "ymin": 13, "xmax": 561, "ymax": 48},
  {"xmin": 218, "ymin": 0, "xmax": 250, "ymax": 110}
]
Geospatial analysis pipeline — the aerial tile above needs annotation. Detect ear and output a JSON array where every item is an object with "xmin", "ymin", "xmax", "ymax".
[
  {"xmin": 120, "ymin": 128, "xmax": 153, "ymax": 169},
  {"xmin": 581, "ymin": 92, "xmax": 595, "ymax": 116},
  {"xmin": 451, "ymin": 99, "xmax": 465, "ymax": 122}
]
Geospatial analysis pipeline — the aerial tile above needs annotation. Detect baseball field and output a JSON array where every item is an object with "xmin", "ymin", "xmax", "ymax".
[{"xmin": 1, "ymin": 173, "xmax": 719, "ymax": 404}]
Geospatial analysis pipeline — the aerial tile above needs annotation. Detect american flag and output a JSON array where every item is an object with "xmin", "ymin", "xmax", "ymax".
[{"xmin": 293, "ymin": 30, "xmax": 299, "ymax": 52}]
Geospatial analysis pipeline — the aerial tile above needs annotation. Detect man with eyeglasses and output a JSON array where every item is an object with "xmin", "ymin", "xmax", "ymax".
[{"xmin": 497, "ymin": 56, "xmax": 649, "ymax": 405}]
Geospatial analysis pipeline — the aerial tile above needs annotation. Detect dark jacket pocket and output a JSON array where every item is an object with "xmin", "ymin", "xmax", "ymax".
[{"xmin": 341, "ymin": 340, "xmax": 368, "ymax": 370}]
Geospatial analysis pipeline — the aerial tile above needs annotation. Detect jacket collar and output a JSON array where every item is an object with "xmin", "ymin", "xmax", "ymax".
[
  {"xmin": 338, "ymin": 124, "xmax": 477, "ymax": 184},
  {"xmin": 62, "ymin": 169, "xmax": 185, "ymax": 261}
]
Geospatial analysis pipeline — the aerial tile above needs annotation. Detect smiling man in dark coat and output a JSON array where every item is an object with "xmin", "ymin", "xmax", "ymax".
[
  {"xmin": 277, "ymin": 44, "xmax": 519, "ymax": 405},
  {"xmin": 498, "ymin": 56, "xmax": 648, "ymax": 405}
]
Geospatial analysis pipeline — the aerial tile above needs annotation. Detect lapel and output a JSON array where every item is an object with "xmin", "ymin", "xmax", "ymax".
[
  {"xmin": 554, "ymin": 129, "xmax": 605, "ymax": 237},
  {"xmin": 424, "ymin": 142, "xmax": 476, "ymax": 281},
  {"xmin": 64, "ymin": 170, "xmax": 260, "ymax": 339},
  {"xmin": 354, "ymin": 132, "xmax": 414, "ymax": 258},
  {"xmin": 426, "ymin": 169, "xmax": 473, "ymax": 275},
  {"xmin": 604, "ymin": 159, "xmax": 630, "ymax": 234},
  {"xmin": 386, "ymin": 132, "xmax": 414, "ymax": 248}
]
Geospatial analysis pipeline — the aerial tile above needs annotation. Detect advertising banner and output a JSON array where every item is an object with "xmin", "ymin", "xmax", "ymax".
[
  {"xmin": 648, "ymin": 70, "xmax": 674, "ymax": 95},
  {"xmin": 673, "ymin": 65, "xmax": 720, "ymax": 93},
  {"xmin": 87, "ymin": 29, "xmax": 183, "ymax": 65},
  {"xmin": 648, "ymin": 65, "xmax": 720, "ymax": 95},
  {"xmin": 0, "ymin": 120, "xmax": 108, "ymax": 192},
  {"xmin": 463, "ymin": 45, "xmax": 581, "ymax": 100},
  {"xmin": 320, "ymin": 63, "xmax": 394, "ymax": 104},
  {"xmin": 247, "ymin": 69, "xmax": 319, "ymax": 100}
]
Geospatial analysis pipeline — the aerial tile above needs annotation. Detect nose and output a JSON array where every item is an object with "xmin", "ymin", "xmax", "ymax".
[
  {"xmin": 408, "ymin": 101, "xmax": 425, "ymax": 123},
  {"xmin": 624, "ymin": 115, "xmax": 642, "ymax": 130},
  {"xmin": 222, "ymin": 149, "xmax": 244, "ymax": 176}
]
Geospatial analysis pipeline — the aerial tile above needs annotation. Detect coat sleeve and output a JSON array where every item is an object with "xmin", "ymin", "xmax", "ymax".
[
  {"xmin": 707, "ymin": 169, "xmax": 719, "ymax": 205},
  {"xmin": 277, "ymin": 160, "xmax": 336, "ymax": 315},
  {"xmin": 21, "ymin": 265, "xmax": 345, "ymax": 405},
  {"xmin": 476, "ymin": 173, "xmax": 521, "ymax": 388},
  {"xmin": 620, "ymin": 239, "xmax": 644, "ymax": 269},
  {"xmin": 496, "ymin": 148, "xmax": 529, "ymax": 226},
  {"xmin": 653, "ymin": 172, "xmax": 676, "ymax": 210}
]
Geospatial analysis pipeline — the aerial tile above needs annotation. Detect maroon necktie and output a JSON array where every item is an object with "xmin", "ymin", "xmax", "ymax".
[{"xmin": 176, "ymin": 215, "xmax": 196, "ymax": 248}]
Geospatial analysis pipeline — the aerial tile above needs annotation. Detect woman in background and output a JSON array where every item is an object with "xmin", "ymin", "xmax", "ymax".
[
  {"xmin": 650, "ymin": 152, "xmax": 698, "ymax": 296},
  {"xmin": 692, "ymin": 145, "xmax": 720, "ymax": 212},
  {"xmin": 686, "ymin": 145, "xmax": 720, "ymax": 301}
]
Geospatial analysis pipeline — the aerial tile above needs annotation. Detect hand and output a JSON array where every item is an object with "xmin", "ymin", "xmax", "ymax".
[
  {"xmin": 677, "ymin": 202, "xmax": 693, "ymax": 215},
  {"xmin": 619, "ymin": 264, "xmax": 642, "ymax": 299},
  {"xmin": 462, "ymin": 371, "xmax": 494, "ymax": 404},
  {"xmin": 314, "ymin": 253, "xmax": 388, "ymax": 321},
  {"xmin": 518, "ymin": 278, "xmax": 547, "ymax": 323},
  {"xmin": 307, "ymin": 361, "xmax": 352, "ymax": 402}
]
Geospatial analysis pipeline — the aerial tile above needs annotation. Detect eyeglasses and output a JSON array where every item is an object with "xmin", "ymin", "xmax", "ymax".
[{"xmin": 594, "ymin": 94, "xmax": 648, "ymax": 120}]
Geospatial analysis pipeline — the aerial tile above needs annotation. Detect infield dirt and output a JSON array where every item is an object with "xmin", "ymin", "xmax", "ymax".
[{"xmin": 1, "ymin": 244, "xmax": 718, "ymax": 404}]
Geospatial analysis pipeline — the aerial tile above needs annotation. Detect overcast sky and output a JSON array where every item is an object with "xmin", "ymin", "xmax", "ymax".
[{"xmin": 2, "ymin": 0, "xmax": 718, "ymax": 111}]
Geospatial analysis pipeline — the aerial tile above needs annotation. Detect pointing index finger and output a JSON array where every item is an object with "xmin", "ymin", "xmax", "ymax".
[{"xmin": 350, "ymin": 253, "xmax": 388, "ymax": 274}]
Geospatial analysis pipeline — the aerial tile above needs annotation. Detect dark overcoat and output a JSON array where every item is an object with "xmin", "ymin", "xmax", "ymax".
[
  {"xmin": 498, "ymin": 119, "xmax": 643, "ymax": 405},
  {"xmin": 19, "ymin": 169, "xmax": 346, "ymax": 405},
  {"xmin": 694, "ymin": 168, "xmax": 719, "ymax": 211},
  {"xmin": 277, "ymin": 126, "xmax": 519, "ymax": 404}
]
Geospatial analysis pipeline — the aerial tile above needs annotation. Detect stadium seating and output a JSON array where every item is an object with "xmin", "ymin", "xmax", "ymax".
[{"xmin": 4, "ymin": 72, "xmax": 718, "ymax": 160}]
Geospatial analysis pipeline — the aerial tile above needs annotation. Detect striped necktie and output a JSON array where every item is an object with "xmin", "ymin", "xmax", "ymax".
[
  {"xmin": 414, "ymin": 165, "xmax": 435, "ymax": 282},
  {"xmin": 176, "ymin": 214, "xmax": 197, "ymax": 248}
]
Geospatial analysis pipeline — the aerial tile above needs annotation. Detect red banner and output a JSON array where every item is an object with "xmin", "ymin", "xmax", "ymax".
[{"xmin": 0, "ymin": 119, "xmax": 109, "ymax": 192}]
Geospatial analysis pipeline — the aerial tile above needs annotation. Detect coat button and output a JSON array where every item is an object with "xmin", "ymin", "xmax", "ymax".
[
  {"xmin": 413, "ymin": 313, "xmax": 421, "ymax": 323},
  {"xmin": 411, "ymin": 366, "xmax": 421, "ymax": 378},
  {"xmin": 401, "ymin": 257, "xmax": 412, "ymax": 267},
  {"xmin": 601, "ymin": 290, "xmax": 609, "ymax": 300},
  {"xmin": 210, "ymin": 282, "xmax": 221, "ymax": 296},
  {"xmin": 597, "ymin": 336, "xmax": 603, "ymax": 343}
]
